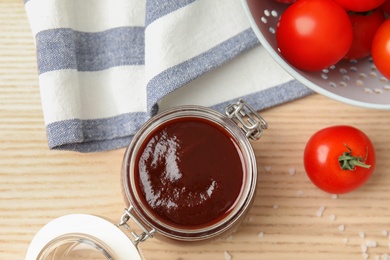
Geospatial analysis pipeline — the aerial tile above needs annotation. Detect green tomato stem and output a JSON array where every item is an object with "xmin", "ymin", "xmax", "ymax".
[{"xmin": 338, "ymin": 145, "xmax": 371, "ymax": 170}]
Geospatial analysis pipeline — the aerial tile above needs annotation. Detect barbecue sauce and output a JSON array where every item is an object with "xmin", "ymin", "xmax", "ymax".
[{"xmin": 134, "ymin": 117, "xmax": 245, "ymax": 228}]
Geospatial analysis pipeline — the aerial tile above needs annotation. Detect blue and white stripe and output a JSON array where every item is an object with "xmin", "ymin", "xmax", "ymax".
[
  {"xmin": 36, "ymin": 27, "xmax": 145, "ymax": 73},
  {"xmin": 25, "ymin": 0, "xmax": 311, "ymax": 152}
]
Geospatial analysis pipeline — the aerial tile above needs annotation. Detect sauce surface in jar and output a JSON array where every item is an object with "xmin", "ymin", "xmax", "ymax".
[{"xmin": 135, "ymin": 117, "xmax": 245, "ymax": 228}]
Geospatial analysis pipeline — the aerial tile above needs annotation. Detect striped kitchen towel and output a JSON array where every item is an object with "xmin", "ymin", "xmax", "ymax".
[{"xmin": 24, "ymin": 0, "xmax": 312, "ymax": 153}]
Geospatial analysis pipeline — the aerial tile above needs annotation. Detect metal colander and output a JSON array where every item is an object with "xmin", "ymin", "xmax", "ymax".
[{"xmin": 241, "ymin": 0, "xmax": 390, "ymax": 110}]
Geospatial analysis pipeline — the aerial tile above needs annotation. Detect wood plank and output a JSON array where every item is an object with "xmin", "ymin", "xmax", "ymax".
[{"xmin": 1, "ymin": 1, "xmax": 390, "ymax": 259}]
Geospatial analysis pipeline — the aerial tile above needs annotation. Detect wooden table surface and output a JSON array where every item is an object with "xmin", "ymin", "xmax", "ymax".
[{"xmin": 2, "ymin": 1, "xmax": 390, "ymax": 260}]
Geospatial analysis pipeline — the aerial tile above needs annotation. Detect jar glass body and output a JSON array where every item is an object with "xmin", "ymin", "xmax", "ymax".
[{"xmin": 121, "ymin": 105, "xmax": 258, "ymax": 243}]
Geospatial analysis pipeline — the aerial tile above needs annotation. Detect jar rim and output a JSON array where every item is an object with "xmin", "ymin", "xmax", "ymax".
[{"xmin": 122, "ymin": 105, "xmax": 257, "ymax": 241}]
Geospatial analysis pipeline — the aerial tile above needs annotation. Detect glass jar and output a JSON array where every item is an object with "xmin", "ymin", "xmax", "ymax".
[
  {"xmin": 26, "ymin": 99, "xmax": 267, "ymax": 259},
  {"xmin": 120, "ymin": 99, "xmax": 267, "ymax": 243}
]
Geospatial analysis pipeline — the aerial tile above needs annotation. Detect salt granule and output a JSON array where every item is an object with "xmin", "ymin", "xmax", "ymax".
[
  {"xmin": 362, "ymin": 253, "xmax": 369, "ymax": 260},
  {"xmin": 264, "ymin": 166, "xmax": 272, "ymax": 172},
  {"xmin": 366, "ymin": 240, "xmax": 377, "ymax": 248},
  {"xmin": 224, "ymin": 251, "xmax": 232, "ymax": 260},
  {"xmin": 331, "ymin": 194, "xmax": 338, "ymax": 199},
  {"xmin": 288, "ymin": 167, "xmax": 296, "ymax": 176},
  {"xmin": 361, "ymin": 244, "xmax": 368, "ymax": 253},
  {"xmin": 382, "ymin": 253, "xmax": 389, "ymax": 260},
  {"xmin": 226, "ymin": 235, "xmax": 233, "ymax": 241},
  {"xmin": 342, "ymin": 238, "xmax": 349, "ymax": 243},
  {"xmin": 315, "ymin": 205, "xmax": 325, "ymax": 217},
  {"xmin": 330, "ymin": 214, "xmax": 336, "ymax": 221},
  {"xmin": 359, "ymin": 231, "xmax": 365, "ymax": 239},
  {"xmin": 382, "ymin": 230, "xmax": 388, "ymax": 237},
  {"xmin": 273, "ymin": 204, "xmax": 279, "ymax": 209},
  {"xmin": 258, "ymin": 232, "xmax": 264, "ymax": 238},
  {"xmin": 297, "ymin": 190, "xmax": 304, "ymax": 196},
  {"xmin": 338, "ymin": 225, "xmax": 345, "ymax": 231},
  {"xmin": 246, "ymin": 216, "xmax": 254, "ymax": 223}
]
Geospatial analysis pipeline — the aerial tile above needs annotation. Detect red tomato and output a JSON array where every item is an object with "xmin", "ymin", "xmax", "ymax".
[
  {"xmin": 334, "ymin": 0, "xmax": 386, "ymax": 12},
  {"xmin": 372, "ymin": 19, "xmax": 390, "ymax": 80},
  {"xmin": 381, "ymin": 0, "xmax": 390, "ymax": 14},
  {"xmin": 345, "ymin": 9, "xmax": 385, "ymax": 60},
  {"xmin": 274, "ymin": 0, "xmax": 297, "ymax": 3},
  {"xmin": 276, "ymin": 0, "xmax": 353, "ymax": 71},
  {"xmin": 304, "ymin": 126, "xmax": 375, "ymax": 194}
]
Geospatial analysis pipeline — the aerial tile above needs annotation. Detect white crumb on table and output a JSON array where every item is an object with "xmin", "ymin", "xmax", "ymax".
[
  {"xmin": 316, "ymin": 206, "xmax": 325, "ymax": 217},
  {"xmin": 366, "ymin": 240, "xmax": 377, "ymax": 248},
  {"xmin": 224, "ymin": 251, "xmax": 232, "ymax": 260},
  {"xmin": 361, "ymin": 244, "xmax": 368, "ymax": 253},
  {"xmin": 288, "ymin": 167, "xmax": 295, "ymax": 176},
  {"xmin": 246, "ymin": 216, "xmax": 254, "ymax": 223}
]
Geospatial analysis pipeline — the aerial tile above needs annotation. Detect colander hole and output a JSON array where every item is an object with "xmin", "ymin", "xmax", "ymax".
[
  {"xmin": 271, "ymin": 10, "xmax": 278, "ymax": 17},
  {"xmin": 264, "ymin": 10, "xmax": 270, "ymax": 16},
  {"xmin": 364, "ymin": 88, "xmax": 373, "ymax": 94},
  {"xmin": 321, "ymin": 74, "xmax": 328, "ymax": 80},
  {"xmin": 269, "ymin": 27, "xmax": 276, "ymax": 34},
  {"xmin": 339, "ymin": 81, "xmax": 347, "ymax": 87},
  {"xmin": 350, "ymin": 67, "xmax": 358, "ymax": 72},
  {"xmin": 349, "ymin": 59, "xmax": 358, "ymax": 65},
  {"xmin": 359, "ymin": 73, "xmax": 367, "ymax": 79},
  {"xmin": 343, "ymin": 75, "xmax": 351, "ymax": 81},
  {"xmin": 356, "ymin": 80, "xmax": 364, "ymax": 86},
  {"xmin": 369, "ymin": 72, "xmax": 377, "ymax": 78},
  {"xmin": 370, "ymin": 65, "xmax": 377, "ymax": 71},
  {"xmin": 380, "ymin": 77, "xmax": 388, "ymax": 83},
  {"xmin": 322, "ymin": 69, "xmax": 329, "ymax": 73},
  {"xmin": 261, "ymin": 17, "xmax": 267, "ymax": 24},
  {"xmin": 384, "ymin": 85, "xmax": 390, "ymax": 90},
  {"xmin": 330, "ymin": 65, "xmax": 336, "ymax": 70},
  {"xmin": 329, "ymin": 82, "xmax": 337, "ymax": 88},
  {"xmin": 374, "ymin": 88, "xmax": 383, "ymax": 94},
  {"xmin": 339, "ymin": 68, "xmax": 347, "ymax": 74}
]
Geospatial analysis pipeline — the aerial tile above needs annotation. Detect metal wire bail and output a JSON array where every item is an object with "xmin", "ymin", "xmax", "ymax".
[
  {"xmin": 118, "ymin": 206, "xmax": 156, "ymax": 245},
  {"xmin": 225, "ymin": 99, "xmax": 268, "ymax": 141}
]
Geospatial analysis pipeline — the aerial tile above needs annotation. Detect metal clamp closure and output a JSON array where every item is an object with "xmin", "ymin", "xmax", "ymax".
[
  {"xmin": 118, "ymin": 206, "xmax": 156, "ymax": 245},
  {"xmin": 225, "ymin": 99, "xmax": 268, "ymax": 141}
]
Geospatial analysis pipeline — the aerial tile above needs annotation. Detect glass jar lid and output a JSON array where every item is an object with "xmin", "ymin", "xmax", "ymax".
[{"xmin": 26, "ymin": 214, "xmax": 141, "ymax": 260}]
